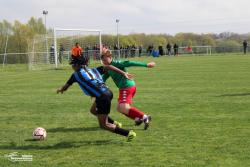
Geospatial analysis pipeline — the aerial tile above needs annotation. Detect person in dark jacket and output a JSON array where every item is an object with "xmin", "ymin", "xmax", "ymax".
[
  {"xmin": 173, "ymin": 44, "xmax": 179, "ymax": 56},
  {"xmin": 243, "ymin": 40, "xmax": 248, "ymax": 54},
  {"xmin": 59, "ymin": 44, "xmax": 65, "ymax": 63},
  {"xmin": 50, "ymin": 44, "xmax": 55, "ymax": 64},
  {"xmin": 139, "ymin": 45, "xmax": 142, "ymax": 57},
  {"xmin": 159, "ymin": 46, "xmax": 164, "ymax": 56},
  {"xmin": 166, "ymin": 43, "xmax": 172, "ymax": 56}
]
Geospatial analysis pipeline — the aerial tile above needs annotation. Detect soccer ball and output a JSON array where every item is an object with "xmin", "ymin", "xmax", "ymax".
[{"xmin": 33, "ymin": 127, "xmax": 46, "ymax": 140}]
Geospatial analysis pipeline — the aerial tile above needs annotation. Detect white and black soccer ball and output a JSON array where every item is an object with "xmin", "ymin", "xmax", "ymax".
[{"xmin": 33, "ymin": 127, "xmax": 46, "ymax": 140}]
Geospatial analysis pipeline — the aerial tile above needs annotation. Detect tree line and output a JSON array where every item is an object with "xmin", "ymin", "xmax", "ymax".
[
  {"xmin": 0, "ymin": 17, "xmax": 46, "ymax": 54},
  {"xmin": 0, "ymin": 17, "xmax": 249, "ymax": 54}
]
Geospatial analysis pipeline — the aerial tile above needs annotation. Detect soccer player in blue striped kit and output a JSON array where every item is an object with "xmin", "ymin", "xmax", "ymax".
[{"xmin": 57, "ymin": 56, "xmax": 136, "ymax": 141}]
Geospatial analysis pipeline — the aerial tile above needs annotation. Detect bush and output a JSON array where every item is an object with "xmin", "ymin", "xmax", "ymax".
[{"xmin": 215, "ymin": 40, "xmax": 241, "ymax": 53}]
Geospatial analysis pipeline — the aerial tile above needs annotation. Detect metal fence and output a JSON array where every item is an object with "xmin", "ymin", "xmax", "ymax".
[{"xmin": 1, "ymin": 46, "xmax": 250, "ymax": 70}]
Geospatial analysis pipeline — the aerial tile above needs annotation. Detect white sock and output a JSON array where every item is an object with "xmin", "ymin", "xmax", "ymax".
[{"xmin": 143, "ymin": 114, "xmax": 148, "ymax": 120}]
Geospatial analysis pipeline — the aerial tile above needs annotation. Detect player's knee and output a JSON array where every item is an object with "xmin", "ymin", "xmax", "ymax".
[
  {"xmin": 117, "ymin": 105, "xmax": 122, "ymax": 113},
  {"xmin": 90, "ymin": 106, "xmax": 97, "ymax": 116},
  {"xmin": 117, "ymin": 103, "xmax": 130, "ymax": 114},
  {"xmin": 117, "ymin": 104, "xmax": 125, "ymax": 113}
]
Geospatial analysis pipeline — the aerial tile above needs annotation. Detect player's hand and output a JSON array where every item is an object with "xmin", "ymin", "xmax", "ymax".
[
  {"xmin": 124, "ymin": 73, "xmax": 134, "ymax": 80},
  {"xmin": 147, "ymin": 62, "xmax": 155, "ymax": 68},
  {"xmin": 56, "ymin": 88, "xmax": 64, "ymax": 94}
]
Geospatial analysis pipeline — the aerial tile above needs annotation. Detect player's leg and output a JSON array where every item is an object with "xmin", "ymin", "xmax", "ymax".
[
  {"xmin": 116, "ymin": 86, "xmax": 146, "ymax": 120},
  {"xmin": 97, "ymin": 114, "xmax": 115, "ymax": 131},
  {"xmin": 97, "ymin": 114, "xmax": 136, "ymax": 141},
  {"xmin": 117, "ymin": 103, "xmax": 151, "ymax": 130},
  {"xmin": 96, "ymin": 92, "xmax": 136, "ymax": 141},
  {"xmin": 117, "ymin": 86, "xmax": 151, "ymax": 130},
  {"xmin": 90, "ymin": 102, "xmax": 122, "ymax": 127}
]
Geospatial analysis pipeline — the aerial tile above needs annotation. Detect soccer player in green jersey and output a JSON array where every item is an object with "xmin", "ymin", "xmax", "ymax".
[
  {"xmin": 57, "ymin": 57, "xmax": 136, "ymax": 141},
  {"xmin": 100, "ymin": 50, "xmax": 155, "ymax": 130}
]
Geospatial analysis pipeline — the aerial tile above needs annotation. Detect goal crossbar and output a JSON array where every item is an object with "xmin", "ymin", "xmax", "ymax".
[{"xmin": 53, "ymin": 28, "xmax": 102, "ymax": 68}]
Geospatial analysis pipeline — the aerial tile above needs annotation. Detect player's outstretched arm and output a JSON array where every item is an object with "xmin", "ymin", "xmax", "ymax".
[
  {"xmin": 57, "ymin": 84, "xmax": 71, "ymax": 94},
  {"xmin": 104, "ymin": 65, "xmax": 134, "ymax": 80},
  {"xmin": 57, "ymin": 74, "xmax": 75, "ymax": 94},
  {"xmin": 121, "ymin": 60, "xmax": 155, "ymax": 68}
]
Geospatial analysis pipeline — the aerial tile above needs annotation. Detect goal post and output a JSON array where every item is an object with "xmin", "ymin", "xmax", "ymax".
[
  {"xmin": 53, "ymin": 28, "xmax": 102, "ymax": 68},
  {"xmin": 28, "ymin": 28, "xmax": 102, "ymax": 70}
]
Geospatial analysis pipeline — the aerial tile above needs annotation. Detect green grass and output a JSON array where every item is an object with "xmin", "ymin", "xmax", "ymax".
[{"xmin": 0, "ymin": 54, "xmax": 250, "ymax": 167}]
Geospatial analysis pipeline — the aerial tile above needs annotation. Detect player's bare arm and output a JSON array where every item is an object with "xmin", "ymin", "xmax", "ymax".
[
  {"xmin": 57, "ymin": 83, "xmax": 71, "ymax": 94},
  {"xmin": 104, "ymin": 65, "xmax": 134, "ymax": 80},
  {"xmin": 147, "ymin": 62, "xmax": 156, "ymax": 68}
]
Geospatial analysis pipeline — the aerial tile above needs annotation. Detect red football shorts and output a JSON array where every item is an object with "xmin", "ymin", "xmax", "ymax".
[{"xmin": 118, "ymin": 86, "xmax": 136, "ymax": 104}]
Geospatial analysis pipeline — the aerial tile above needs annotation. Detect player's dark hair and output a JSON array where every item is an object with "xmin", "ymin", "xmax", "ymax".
[{"xmin": 70, "ymin": 55, "xmax": 89, "ymax": 66}]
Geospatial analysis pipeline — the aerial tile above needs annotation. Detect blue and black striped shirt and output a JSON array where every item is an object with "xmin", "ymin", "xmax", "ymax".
[{"xmin": 67, "ymin": 66, "xmax": 109, "ymax": 98}]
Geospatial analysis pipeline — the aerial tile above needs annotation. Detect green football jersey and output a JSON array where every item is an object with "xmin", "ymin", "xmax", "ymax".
[{"xmin": 102, "ymin": 60, "xmax": 148, "ymax": 89}]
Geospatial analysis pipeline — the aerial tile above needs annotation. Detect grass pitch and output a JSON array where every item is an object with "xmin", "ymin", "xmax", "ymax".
[{"xmin": 0, "ymin": 55, "xmax": 250, "ymax": 167}]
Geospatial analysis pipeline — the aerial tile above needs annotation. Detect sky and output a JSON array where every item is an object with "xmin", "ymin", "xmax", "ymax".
[{"xmin": 0, "ymin": 0, "xmax": 250, "ymax": 35}]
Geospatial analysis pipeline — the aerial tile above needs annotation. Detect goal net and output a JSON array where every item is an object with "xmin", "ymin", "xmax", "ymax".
[
  {"xmin": 28, "ymin": 28, "xmax": 102, "ymax": 70},
  {"xmin": 178, "ymin": 46, "xmax": 212, "ymax": 55}
]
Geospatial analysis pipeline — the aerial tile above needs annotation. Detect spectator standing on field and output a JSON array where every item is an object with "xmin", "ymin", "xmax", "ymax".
[
  {"xmin": 166, "ymin": 43, "xmax": 172, "ymax": 56},
  {"xmin": 131, "ymin": 45, "xmax": 136, "ymax": 57},
  {"xmin": 50, "ymin": 44, "xmax": 55, "ymax": 64},
  {"xmin": 71, "ymin": 42, "xmax": 83, "ymax": 59},
  {"xmin": 125, "ymin": 45, "xmax": 129, "ymax": 58},
  {"xmin": 173, "ymin": 43, "xmax": 179, "ymax": 56},
  {"xmin": 139, "ymin": 45, "xmax": 142, "ymax": 57},
  {"xmin": 147, "ymin": 45, "xmax": 153, "ymax": 56},
  {"xmin": 159, "ymin": 46, "xmax": 164, "ymax": 56},
  {"xmin": 243, "ymin": 40, "xmax": 248, "ymax": 54},
  {"xmin": 186, "ymin": 45, "xmax": 193, "ymax": 54},
  {"xmin": 59, "ymin": 44, "xmax": 65, "ymax": 63},
  {"xmin": 114, "ymin": 44, "xmax": 119, "ymax": 57},
  {"xmin": 150, "ymin": 45, "xmax": 153, "ymax": 55}
]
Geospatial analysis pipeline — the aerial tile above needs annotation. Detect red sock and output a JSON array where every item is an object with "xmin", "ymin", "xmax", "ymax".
[{"xmin": 127, "ymin": 107, "xmax": 144, "ymax": 120}]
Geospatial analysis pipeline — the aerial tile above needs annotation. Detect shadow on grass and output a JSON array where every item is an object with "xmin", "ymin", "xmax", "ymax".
[
  {"xmin": 47, "ymin": 127, "xmax": 100, "ymax": 133},
  {"xmin": 41, "ymin": 68, "xmax": 68, "ymax": 71},
  {"xmin": 24, "ymin": 139, "xmax": 38, "ymax": 142},
  {"xmin": 217, "ymin": 93, "xmax": 250, "ymax": 97},
  {"xmin": 0, "ymin": 140, "xmax": 115, "ymax": 150}
]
